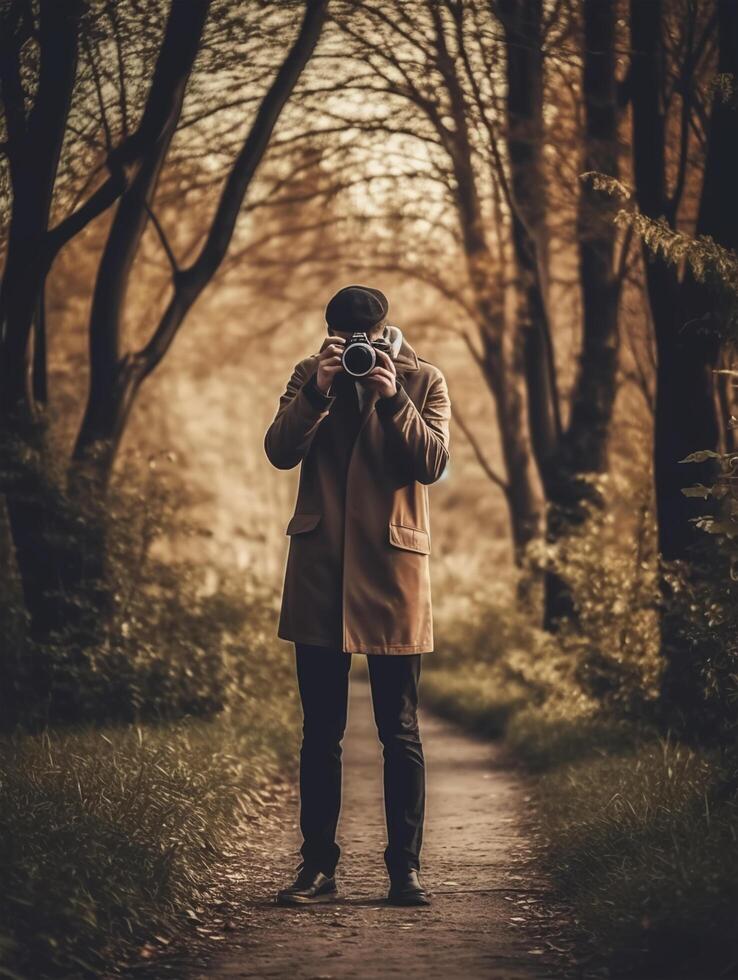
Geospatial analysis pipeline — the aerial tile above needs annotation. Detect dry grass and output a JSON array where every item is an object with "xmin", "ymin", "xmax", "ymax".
[{"xmin": 0, "ymin": 638, "xmax": 300, "ymax": 980}]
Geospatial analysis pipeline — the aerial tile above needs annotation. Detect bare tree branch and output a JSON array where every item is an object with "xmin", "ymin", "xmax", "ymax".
[{"xmin": 452, "ymin": 404, "xmax": 509, "ymax": 492}]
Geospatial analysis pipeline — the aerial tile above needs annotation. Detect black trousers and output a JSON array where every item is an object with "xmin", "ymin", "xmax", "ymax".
[{"xmin": 294, "ymin": 642, "xmax": 425, "ymax": 880}]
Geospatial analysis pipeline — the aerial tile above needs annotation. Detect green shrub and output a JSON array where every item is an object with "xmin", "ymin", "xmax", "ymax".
[
  {"xmin": 0, "ymin": 618, "xmax": 300, "ymax": 979},
  {"xmin": 658, "ymin": 543, "xmax": 738, "ymax": 743},
  {"xmin": 526, "ymin": 471, "xmax": 663, "ymax": 721},
  {"xmin": 0, "ymin": 448, "xmax": 274, "ymax": 728}
]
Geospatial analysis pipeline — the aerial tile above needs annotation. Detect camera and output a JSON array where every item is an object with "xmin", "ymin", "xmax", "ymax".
[{"xmin": 340, "ymin": 331, "xmax": 392, "ymax": 377}]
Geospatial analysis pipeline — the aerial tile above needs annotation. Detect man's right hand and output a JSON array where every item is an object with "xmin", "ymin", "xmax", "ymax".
[{"xmin": 315, "ymin": 335, "xmax": 346, "ymax": 395}]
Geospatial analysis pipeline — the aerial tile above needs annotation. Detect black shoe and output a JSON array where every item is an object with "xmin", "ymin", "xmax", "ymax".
[
  {"xmin": 387, "ymin": 868, "xmax": 431, "ymax": 906},
  {"xmin": 276, "ymin": 861, "xmax": 338, "ymax": 906}
]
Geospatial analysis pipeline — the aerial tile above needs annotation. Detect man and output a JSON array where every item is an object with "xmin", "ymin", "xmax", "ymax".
[{"xmin": 263, "ymin": 284, "xmax": 451, "ymax": 908}]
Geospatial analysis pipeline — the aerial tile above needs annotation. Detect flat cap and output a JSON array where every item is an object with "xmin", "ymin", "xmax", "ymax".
[{"xmin": 325, "ymin": 284, "xmax": 389, "ymax": 333}]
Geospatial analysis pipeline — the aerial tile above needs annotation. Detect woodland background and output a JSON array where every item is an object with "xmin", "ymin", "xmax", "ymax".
[{"xmin": 1, "ymin": 0, "xmax": 737, "ymax": 977}]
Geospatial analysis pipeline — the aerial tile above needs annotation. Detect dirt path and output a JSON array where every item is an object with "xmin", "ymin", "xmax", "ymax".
[{"xmin": 165, "ymin": 661, "xmax": 575, "ymax": 980}]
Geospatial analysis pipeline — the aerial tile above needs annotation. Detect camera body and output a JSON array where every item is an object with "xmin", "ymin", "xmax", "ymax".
[{"xmin": 341, "ymin": 331, "xmax": 392, "ymax": 377}]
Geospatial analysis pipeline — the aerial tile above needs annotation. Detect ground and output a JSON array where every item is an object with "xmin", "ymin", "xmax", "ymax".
[{"xmin": 123, "ymin": 663, "xmax": 578, "ymax": 980}]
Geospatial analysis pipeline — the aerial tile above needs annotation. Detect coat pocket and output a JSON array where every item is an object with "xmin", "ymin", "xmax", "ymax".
[
  {"xmin": 388, "ymin": 521, "xmax": 430, "ymax": 554},
  {"xmin": 286, "ymin": 512, "xmax": 321, "ymax": 535}
]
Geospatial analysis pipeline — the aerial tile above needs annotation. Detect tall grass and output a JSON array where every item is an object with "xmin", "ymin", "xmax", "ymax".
[
  {"xmin": 538, "ymin": 738, "xmax": 738, "ymax": 977},
  {"xmin": 0, "ymin": 597, "xmax": 300, "ymax": 979}
]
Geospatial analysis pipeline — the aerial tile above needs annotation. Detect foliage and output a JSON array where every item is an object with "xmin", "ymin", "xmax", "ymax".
[
  {"xmin": 0, "ymin": 436, "xmax": 301, "ymax": 974},
  {"xmin": 0, "ymin": 409, "xmax": 306, "ymax": 979},
  {"xmin": 425, "ymin": 506, "xmax": 738, "ymax": 976},
  {"xmin": 615, "ymin": 212, "xmax": 738, "ymax": 330},
  {"xmin": 680, "ymin": 446, "xmax": 738, "ymax": 569},
  {"xmin": 660, "ymin": 445, "xmax": 738, "ymax": 741},
  {"xmin": 659, "ymin": 545, "xmax": 738, "ymax": 743},
  {"xmin": 427, "ymin": 577, "xmax": 581, "ymax": 722},
  {"xmin": 585, "ymin": 166, "xmax": 738, "ymax": 742},
  {"xmin": 529, "ymin": 472, "xmax": 662, "ymax": 720},
  {"xmin": 0, "ymin": 444, "xmax": 276, "ymax": 729},
  {"xmin": 0, "ymin": 633, "xmax": 300, "ymax": 979},
  {"xmin": 583, "ymin": 170, "xmax": 738, "ymax": 339},
  {"xmin": 429, "ymin": 471, "xmax": 663, "ymax": 734},
  {"xmin": 538, "ymin": 737, "xmax": 738, "ymax": 978}
]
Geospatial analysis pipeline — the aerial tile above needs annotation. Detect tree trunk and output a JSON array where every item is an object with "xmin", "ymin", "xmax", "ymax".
[
  {"xmin": 543, "ymin": 0, "xmax": 623, "ymax": 626},
  {"xmin": 70, "ymin": 0, "xmax": 212, "ymax": 494},
  {"xmin": 631, "ymin": 0, "xmax": 723, "ymax": 565},
  {"xmin": 499, "ymin": 0, "xmax": 625, "ymax": 628},
  {"xmin": 0, "ymin": 0, "xmax": 83, "ymax": 415},
  {"xmin": 0, "ymin": 0, "xmax": 87, "ymax": 648},
  {"xmin": 654, "ymin": 0, "xmax": 738, "ymax": 726},
  {"xmin": 630, "ymin": 0, "xmax": 738, "ymax": 732},
  {"xmin": 423, "ymin": 3, "xmax": 543, "ymax": 564},
  {"xmin": 499, "ymin": 0, "xmax": 577, "ymax": 618}
]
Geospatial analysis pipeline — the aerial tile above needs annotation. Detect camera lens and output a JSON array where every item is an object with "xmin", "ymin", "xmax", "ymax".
[{"xmin": 343, "ymin": 343, "xmax": 376, "ymax": 376}]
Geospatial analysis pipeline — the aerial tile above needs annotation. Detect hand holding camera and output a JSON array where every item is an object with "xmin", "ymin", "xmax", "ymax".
[
  {"xmin": 340, "ymin": 331, "xmax": 398, "ymax": 398},
  {"xmin": 315, "ymin": 330, "xmax": 397, "ymax": 398},
  {"xmin": 359, "ymin": 345, "xmax": 397, "ymax": 398},
  {"xmin": 315, "ymin": 335, "xmax": 346, "ymax": 394}
]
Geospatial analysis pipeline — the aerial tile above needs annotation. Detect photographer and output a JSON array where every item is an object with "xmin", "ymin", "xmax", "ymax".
[{"xmin": 264, "ymin": 284, "xmax": 451, "ymax": 908}]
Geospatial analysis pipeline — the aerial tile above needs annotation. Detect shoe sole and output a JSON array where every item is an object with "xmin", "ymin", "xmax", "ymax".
[{"xmin": 276, "ymin": 889, "xmax": 338, "ymax": 906}]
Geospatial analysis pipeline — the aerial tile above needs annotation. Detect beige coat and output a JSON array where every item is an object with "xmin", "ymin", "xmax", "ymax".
[{"xmin": 264, "ymin": 331, "xmax": 451, "ymax": 654}]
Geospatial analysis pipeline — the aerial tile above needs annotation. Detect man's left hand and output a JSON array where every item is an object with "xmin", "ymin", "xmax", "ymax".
[{"xmin": 363, "ymin": 348, "xmax": 397, "ymax": 398}]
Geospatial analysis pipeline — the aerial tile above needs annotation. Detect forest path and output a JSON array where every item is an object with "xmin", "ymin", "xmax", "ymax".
[{"xmin": 180, "ymin": 663, "xmax": 575, "ymax": 980}]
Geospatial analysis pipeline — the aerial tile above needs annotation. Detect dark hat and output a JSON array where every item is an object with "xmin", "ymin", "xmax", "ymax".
[{"xmin": 325, "ymin": 284, "xmax": 389, "ymax": 333}]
